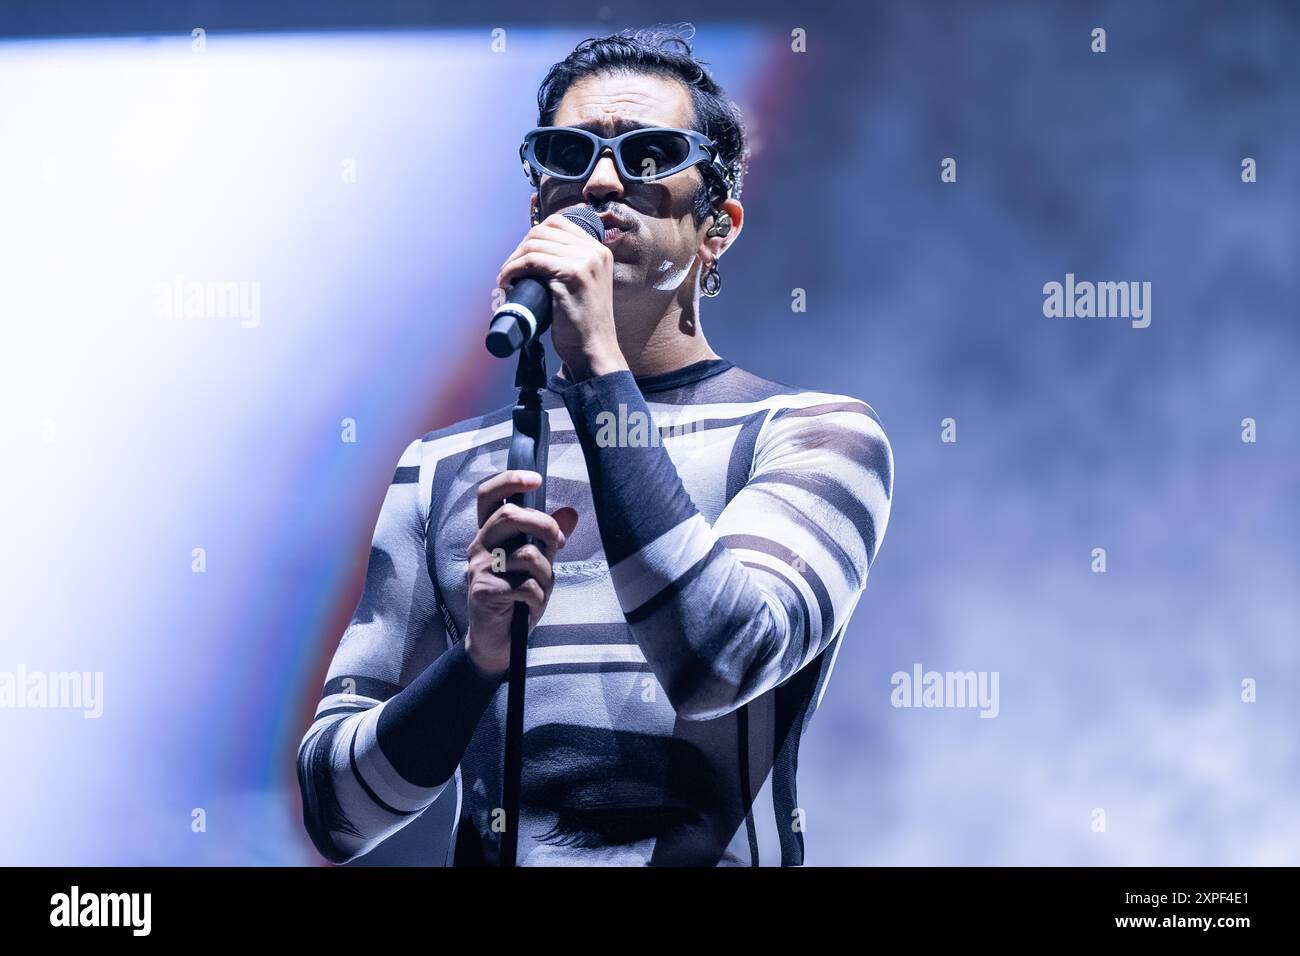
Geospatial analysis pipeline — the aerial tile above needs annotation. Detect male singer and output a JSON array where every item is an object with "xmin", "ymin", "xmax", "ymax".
[{"xmin": 297, "ymin": 26, "xmax": 894, "ymax": 866}]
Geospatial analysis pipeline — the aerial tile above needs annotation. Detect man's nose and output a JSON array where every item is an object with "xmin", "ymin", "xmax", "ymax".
[{"xmin": 582, "ymin": 148, "xmax": 625, "ymax": 205}]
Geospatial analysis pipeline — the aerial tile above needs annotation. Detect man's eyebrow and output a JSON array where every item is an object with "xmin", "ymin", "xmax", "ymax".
[{"xmin": 569, "ymin": 119, "xmax": 658, "ymax": 135}]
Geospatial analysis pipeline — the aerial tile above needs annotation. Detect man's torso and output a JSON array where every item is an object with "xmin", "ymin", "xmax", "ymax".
[{"xmin": 417, "ymin": 359, "xmax": 851, "ymax": 865}]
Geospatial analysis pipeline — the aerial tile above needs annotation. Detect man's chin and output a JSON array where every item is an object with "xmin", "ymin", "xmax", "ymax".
[{"xmin": 610, "ymin": 261, "xmax": 640, "ymax": 288}]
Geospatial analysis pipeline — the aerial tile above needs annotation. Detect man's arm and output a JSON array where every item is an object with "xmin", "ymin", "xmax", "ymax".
[
  {"xmin": 296, "ymin": 437, "xmax": 503, "ymax": 865},
  {"xmin": 559, "ymin": 371, "xmax": 894, "ymax": 721}
]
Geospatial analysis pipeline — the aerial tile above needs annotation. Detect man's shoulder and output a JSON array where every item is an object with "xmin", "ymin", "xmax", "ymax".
[
  {"xmin": 404, "ymin": 403, "xmax": 517, "ymax": 456},
  {"xmin": 378, "ymin": 404, "xmax": 513, "ymax": 494},
  {"xmin": 725, "ymin": 364, "xmax": 887, "ymax": 431},
  {"xmin": 738, "ymin": 368, "xmax": 893, "ymax": 493}
]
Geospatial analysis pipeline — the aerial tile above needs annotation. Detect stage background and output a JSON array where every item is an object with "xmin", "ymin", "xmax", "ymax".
[{"xmin": 1, "ymin": 0, "xmax": 1296, "ymax": 865}]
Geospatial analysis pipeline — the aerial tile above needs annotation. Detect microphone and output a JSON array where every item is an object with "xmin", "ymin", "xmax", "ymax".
[{"xmin": 485, "ymin": 207, "xmax": 605, "ymax": 358}]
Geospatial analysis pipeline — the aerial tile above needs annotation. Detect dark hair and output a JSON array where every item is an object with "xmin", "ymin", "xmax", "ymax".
[{"xmin": 535, "ymin": 23, "xmax": 749, "ymax": 225}]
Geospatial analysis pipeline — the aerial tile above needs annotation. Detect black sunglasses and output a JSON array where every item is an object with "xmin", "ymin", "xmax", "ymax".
[{"xmin": 520, "ymin": 126, "xmax": 733, "ymax": 200}]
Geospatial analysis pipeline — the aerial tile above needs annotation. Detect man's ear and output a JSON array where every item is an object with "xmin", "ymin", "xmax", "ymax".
[
  {"xmin": 529, "ymin": 194, "xmax": 541, "ymax": 226},
  {"xmin": 699, "ymin": 197, "xmax": 743, "ymax": 262}
]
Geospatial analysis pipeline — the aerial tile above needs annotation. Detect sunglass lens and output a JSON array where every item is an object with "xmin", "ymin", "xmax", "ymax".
[
  {"xmin": 620, "ymin": 132, "xmax": 692, "ymax": 180},
  {"xmin": 534, "ymin": 131, "xmax": 594, "ymax": 177}
]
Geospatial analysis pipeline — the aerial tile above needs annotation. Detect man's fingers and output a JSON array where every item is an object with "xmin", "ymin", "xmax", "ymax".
[
  {"xmin": 480, "ymin": 503, "xmax": 565, "ymax": 554},
  {"xmin": 497, "ymin": 251, "xmax": 568, "ymax": 291},
  {"xmin": 473, "ymin": 479, "xmax": 578, "ymax": 630},
  {"xmin": 499, "ymin": 216, "xmax": 584, "ymax": 267},
  {"xmin": 477, "ymin": 471, "xmax": 541, "ymax": 527},
  {"xmin": 504, "ymin": 579, "xmax": 545, "ymax": 615},
  {"xmin": 550, "ymin": 506, "xmax": 579, "ymax": 542},
  {"xmin": 498, "ymin": 251, "xmax": 566, "ymax": 288},
  {"xmin": 472, "ymin": 543, "xmax": 550, "ymax": 587},
  {"xmin": 470, "ymin": 575, "xmax": 545, "ymax": 616},
  {"xmin": 495, "ymin": 241, "xmax": 571, "ymax": 291},
  {"xmin": 543, "ymin": 213, "xmax": 603, "ymax": 242},
  {"xmin": 492, "ymin": 546, "xmax": 553, "ymax": 592}
]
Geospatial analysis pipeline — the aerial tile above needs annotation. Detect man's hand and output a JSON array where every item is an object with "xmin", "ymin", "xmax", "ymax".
[
  {"xmin": 465, "ymin": 470, "xmax": 580, "ymax": 678},
  {"xmin": 496, "ymin": 211, "xmax": 629, "ymax": 380}
]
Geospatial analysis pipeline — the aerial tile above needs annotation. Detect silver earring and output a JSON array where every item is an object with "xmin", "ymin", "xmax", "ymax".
[{"xmin": 701, "ymin": 261, "xmax": 722, "ymax": 297}]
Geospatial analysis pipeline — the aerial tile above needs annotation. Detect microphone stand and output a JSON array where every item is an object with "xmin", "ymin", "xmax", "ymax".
[{"xmin": 498, "ymin": 336, "xmax": 549, "ymax": 867}]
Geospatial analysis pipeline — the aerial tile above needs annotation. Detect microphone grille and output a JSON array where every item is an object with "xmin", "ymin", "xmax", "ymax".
[{"xmin": 563, "ymin": 207, "xmax": 605, "ymax": 243}]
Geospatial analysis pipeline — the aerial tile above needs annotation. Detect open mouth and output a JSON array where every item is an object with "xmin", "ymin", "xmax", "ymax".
[{"xmin": 597, "ymin": 212, "xmax": 634, "ymax": 243}]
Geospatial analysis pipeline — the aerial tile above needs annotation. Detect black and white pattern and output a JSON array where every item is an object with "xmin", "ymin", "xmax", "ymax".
[{"xmin": 298, "ymin": 357, "xmax": 893, "ymax": 865}]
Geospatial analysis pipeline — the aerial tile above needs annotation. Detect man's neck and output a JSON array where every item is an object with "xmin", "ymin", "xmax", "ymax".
[{"xmin": 557, "ymin": 292, "xmax": 720, "ymax": 382}]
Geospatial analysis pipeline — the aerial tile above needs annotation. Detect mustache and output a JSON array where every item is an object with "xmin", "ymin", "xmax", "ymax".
[
  {"xmin": 597, "ymin": 205, "xmax": 637, "ymax": 230},
  {"xmin": 548, "ymin": 200, "xmax": 637, "ymax": 230}
]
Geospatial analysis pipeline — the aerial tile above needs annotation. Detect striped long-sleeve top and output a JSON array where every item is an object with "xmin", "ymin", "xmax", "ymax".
[{"xmin": 297, "ymin": 356, "xmax": 894, "ymax": 865}]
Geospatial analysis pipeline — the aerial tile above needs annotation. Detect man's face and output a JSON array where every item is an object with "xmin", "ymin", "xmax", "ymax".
[{"xmin": 539, "ymin": 71, "xmax": 711, "ymax": 295}]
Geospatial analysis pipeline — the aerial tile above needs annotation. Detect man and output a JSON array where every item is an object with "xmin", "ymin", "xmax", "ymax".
[{"xmin": 297, "ymin": 26, "xmax": 894, "ymax": 866}]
